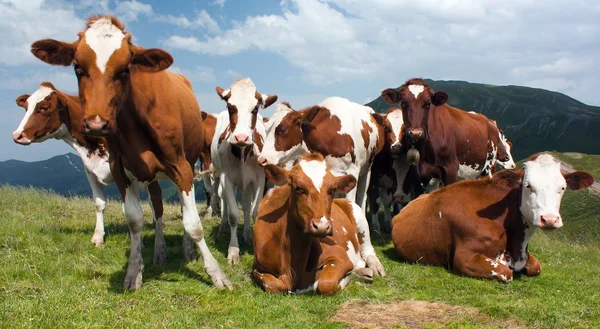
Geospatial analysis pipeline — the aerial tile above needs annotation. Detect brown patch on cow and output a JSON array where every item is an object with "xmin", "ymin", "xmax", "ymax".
[
  {"xmin": 331, "ymin": 300, "xmax": 524, "ymax": 329},
  {"xmin": 492, "ymin": 169, "xmax": 524, "ymax": 189},
  {"xmin": 274, "ymin": 110, "xmax": 304, "ymax": 152},
  {"xmin": 360, "ymin": 120, "xmax": 372, "ymax": 150},
  {"xmin": 253, "ymin": 130, "xmax": 264, "ymax": 152},
  {"xmin": 302, "ymin": 108, "xmax": 355, "ymax": 163}
]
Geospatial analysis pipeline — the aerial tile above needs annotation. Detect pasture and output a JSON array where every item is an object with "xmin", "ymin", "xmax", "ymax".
[{"xmin": 1, "ymin": 154, "xmax": 600, "ymax": 329}]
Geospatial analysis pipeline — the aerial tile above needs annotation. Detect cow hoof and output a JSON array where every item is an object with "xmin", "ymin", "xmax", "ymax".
[
  {"xmin": 91, "ymin": 234, "xmax": 104, "ymax": 247},
  {"xmin": 365, "ymin": 255, "xmax": 386, "ymax": 277},
  {"xmin": 123, "ymin": 271, "xmax": 143, "ymax": 290},
  {"xmin": 353, "ymin": 267, "xmax": 374, "ymax": 283},
  {"xmin": 227, "ymin": 247, "xmax": 240, "ymax": 265},
  {"xmin": 207, "ymin": 267, "xmax": 233, "ymax": 290}
]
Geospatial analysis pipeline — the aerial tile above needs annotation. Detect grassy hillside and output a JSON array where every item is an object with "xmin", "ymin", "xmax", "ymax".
[
  {"xmin": 1, "ymin": 154, "xmax": 600, "ymax": 328},
  {"xmin": 367, "ymin": 79, "xmax": 600, "ymax": 160},
  {"xmin": 0, "ymin": 153, "xmax": 208, "ymax": 202}
]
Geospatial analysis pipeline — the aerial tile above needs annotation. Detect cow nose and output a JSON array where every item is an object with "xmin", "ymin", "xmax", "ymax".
[
  {"xmin": 390, "ymin": 142, "xmax": 402, "ymax": 155},
  {"xmin": 84, "ymin": 115, "xmax": 108, "ymax": 135},
  {"xmin": 407, "ymin": 128, "xmax": 424, "ymax": 141},
  {"xmin": 234, "ymin": 133, "xmax": 249, "ymax": 144},
  {"xmin": 257, "ymin": 157, "xmax": 268, "ymax": 166},
  {"xmin": 12, "ymin": 131, "xmax": 31, "ymax": 145},
  {"xmin": 310, "ymin": 218, "xmax": 332, "ymax": 237},
  {"xmin": 540, "ymin": 214, "xmax": 560, "ymax": 228}
]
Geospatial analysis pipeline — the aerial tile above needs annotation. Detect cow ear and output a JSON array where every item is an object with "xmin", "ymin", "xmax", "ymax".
[
  {"xmin": 492, "ymin": 169, "xmax": 523, "ymax": 189},
  {"xmin": 31, "ymin": 39, "xmax": 77, "ymax": 66},
  {"xmin": 333, "ymin": 175, "xmax": 357, "ymax": 195},
  {"xmin": 432, "ymin": 91, "xmax": 448, "ymax": 106},
  {"xmin": 563, "ymin": 171, "xmax": 594, "ymax": 190},
  {"xmin": 371, "ymin": 113, "xmax": 387, "ymax": 127},
  {"xmin": 507, "ymin": 140, "xmax": 513, "ymax": 148},
  {"xmin": 216, "ymin": 86, "xmax": 230, "ymax": 101},
  {"xmin": 381, "ymin": 88, "xmax": 400, "ymax": 104},
  {"xmin": 261, "ymin": 95, "xmax": 278, "ymax": 109},
  {"xmin": 264, "ymin": 164, "xmax": 290, "ymax": 186},
  {"xmin": 15, "ymin": 94, "xmax": 30, "ymax": 109},
  {"xmin": 131, "ymin": 44, "xmax": 173, "ymax": 72},
  {"xmin": 302, "ymin": 106, "xmax": 321, "ymax": 123}
]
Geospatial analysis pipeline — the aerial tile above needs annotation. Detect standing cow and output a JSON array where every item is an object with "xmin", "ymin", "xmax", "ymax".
[
  {"xmin": 211, "ymin": 78, "xmax": 276, "ymax": 264},
  {"xmin": 12, "ymin": 83, "xmax": 165, "ymax": 257},
  {"xmin": 257, "ymin": 98, "xmax": 385, "ymax": 211},
  {"xmin": 381, "ymin": 78, "xmax": 515, "ymax": 201},
  {"xmin": 253, "ymin": 153, "xmax": 385, "ymax": 294},
  {"xmin": 30, "ymin": 15, "xmax": 231, "ymax": 289},
  {"xmin": 198, "ymin": 111, "xmax": 221, "ymax": 219},
  {"xmin": 392, "ymin": 153, "xmax": 593, "ymax": 282}
]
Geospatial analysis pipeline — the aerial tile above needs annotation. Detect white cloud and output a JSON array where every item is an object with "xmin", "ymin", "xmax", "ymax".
[
  {"xmin": 163, "ymin": 0, "xmax": 600, "ymax": 104},
  {"xmin": 0, "ymin": 68, "xmax": 77, "ymax": 93},
  {"xmin": 169, "ymin": 66, "xmax": 216, "ymax": 82},
  {"xmin": 211, "ymin": 0, "xmax": 226, "ymax": 8},
  {"xmin": 224, "ymin": 69, "xmax": 242, "ymax": 79},
  {"xmin": 155, "ymin": 10, "xmax": 220, "ymax": 33},
  {"xmin": 114, "ymin": 0, "xmax": 153, "ymax": 22}
]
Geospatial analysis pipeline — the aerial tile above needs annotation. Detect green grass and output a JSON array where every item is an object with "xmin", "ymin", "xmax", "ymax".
[
  {"xmin": 554, "ymin": 152, "xmax": 600, "ymax": 181},
  {"xmin": 1, "ymin": 179, "xmax": 600, "ymax": 328}
]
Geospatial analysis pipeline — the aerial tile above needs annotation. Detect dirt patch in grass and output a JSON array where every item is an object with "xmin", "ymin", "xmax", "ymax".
[{"xmin": 331, "ymin": 300, "xmax": 524, "ymax": 329}]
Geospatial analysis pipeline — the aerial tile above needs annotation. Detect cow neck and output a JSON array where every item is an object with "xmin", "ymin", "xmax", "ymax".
[
  {"xmin": 61, "ymin": 94, "xmax": 108, "ymax": 160},
  {"xmin": 285, "ymin": 201, "xmax": 318, "ymax": 288},
  {"xmin": 502, "ymin": 183, "xmax": 537, "ymax": 271}
]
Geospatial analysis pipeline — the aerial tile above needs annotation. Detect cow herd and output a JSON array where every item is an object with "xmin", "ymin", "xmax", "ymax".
[{"xmin": 10, "ymin": 15, "xmax": 594, "ymax": 294}]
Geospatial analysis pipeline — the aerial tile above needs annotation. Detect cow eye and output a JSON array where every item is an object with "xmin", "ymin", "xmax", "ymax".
[
  {"xmin": 524, "ymin": 182, "xmax": 531, "ymax": 189},
  {"xmin": 294, "ymin": 186, "xmax": 305, "ymax": 195},
  {"xmin": 275, "ymin": 127, "xmax": 286, "ymax": 136},
  {"xmin": 39, "ymin": 106, "xmax": 49, "ymax": 112},
  {"xmin": 251, "ymin": 108, "xmax": 258, "ymax": 115},
  {"xmin": 73, "ymin": 63, "xmax": 83, "ymax": 76},
  {"xmin": 424, "ymin": 102, "xmax": 431, "ymax": 110},
  {"xmin": 120, "ymin": 67, "xmax": 130, "ymax": 78}
]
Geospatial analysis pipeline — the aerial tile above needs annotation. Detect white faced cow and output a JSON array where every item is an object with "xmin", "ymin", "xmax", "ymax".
[{"xmin": 211, "ymin": 78, "xmax": 277, "ymax": 264}]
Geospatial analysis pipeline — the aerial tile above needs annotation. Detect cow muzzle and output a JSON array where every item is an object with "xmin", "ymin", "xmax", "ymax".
[
  {"xmin": 233, "ymin": 133, "xmax": 252, "ymax": 147},
  {"xmin": 539, "ymin": 214, "xmax": 563, "ymax": 229},
  {"xmin": 84, "ymin": 115, "xmax": 110, "ymax": 136},
  {"xmin": 309, "ymin": 218, "xmax": 332, "ymax": 237},
  {"xmin": 12, "ymin": 131, "xmax": 32, "ymax": 145},
  {"xmin": 257, "ymin": 156, "xmax": 269, "ymax": 167},
  {"xmin": 407, "ymin": 128, "xmax": 424, "ymax": 141}
]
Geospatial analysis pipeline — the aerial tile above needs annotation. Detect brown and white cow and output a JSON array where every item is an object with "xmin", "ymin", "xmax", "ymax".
[
  {"xmin": 391, "ymin": 153, "xmax": 593, "ymax": 282},
  {"xmin": 381, "ymin": 78, "xmax": 515, "ymax": 200},
  {"xmin": 198, "ymin": 111, "xmax": 221, "ymax": 219},
  {"xmin": 12, "ymin": 83, "xmax": 167, "ymax": 256},
  {"xmin": 30, "ymin": 15, "xmax": 231, "ymax": 289},
  {"xmin": 257, "ymin": 98, "xmax": 384, "ymax": 211},
  {"xmin": 211, "ymin": 78, "xmax": 276, "ymax": 264},
  {"xmin": 253, "ymin": 153, "xmax": 385, "ymax": 294}
]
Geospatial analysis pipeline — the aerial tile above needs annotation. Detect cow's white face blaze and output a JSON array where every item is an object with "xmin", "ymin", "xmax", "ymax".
[
  {"xmin": 387, "ymin": 108, "xmax": 404, "ymax": 152},
  {"xmin": 216, "ymin": 78, "xmax": 276, "ymax": 147},
  {"xmin": 520, "ymin": 154, "xmax": 590, "ymax": 229}
]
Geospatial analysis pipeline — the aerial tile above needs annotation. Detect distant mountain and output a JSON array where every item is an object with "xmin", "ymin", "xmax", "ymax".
[
  {"xmin": 367, "ymin": 79, "xmax": 600, "ymax": 160},
  {"xmin": 0, "ymin": 153, "xmax": 207, "ymax": 203}
]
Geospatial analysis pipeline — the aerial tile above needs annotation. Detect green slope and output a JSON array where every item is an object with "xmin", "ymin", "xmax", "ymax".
[{"xmin": 367, "ymin": 79, "xmax": 600, "ymax": 160}]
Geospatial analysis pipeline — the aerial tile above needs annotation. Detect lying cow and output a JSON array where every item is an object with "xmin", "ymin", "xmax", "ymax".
[
  {"xmin": 381, "ymin": 78, "xmax": 516, "ymax": 201},
  {"xmin": 257, "ymin": 98, "xmax": 385, "ymax": 211},
  {"xmin": 391, "ymin": 153, "xmax": 593, "ymax": 282},
  {"xmin": 12, "ymin": 83, "xmax": 166, "ymax": 259},
  {"xmin": 253, "ymin": 153, "xmax": 385, "ymax": 294}
]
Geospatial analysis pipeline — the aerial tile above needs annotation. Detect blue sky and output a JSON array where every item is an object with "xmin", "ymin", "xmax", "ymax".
[{"xmin": 1, "ymin": 0, "xmax": 599, "ymax": 161}]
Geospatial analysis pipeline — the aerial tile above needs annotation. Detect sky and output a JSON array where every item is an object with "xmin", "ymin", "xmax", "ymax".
[{"xmin": 1, "ymin": 0, "xmax": 599, "ymax": 161}]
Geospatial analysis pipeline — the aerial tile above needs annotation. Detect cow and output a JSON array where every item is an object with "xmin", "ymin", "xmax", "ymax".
[
  {"xmin": 12, "ymin": 83, "xmax": 167, "ymax": 256},
  {"xmin": 30, "ymin": 15, "xmax": 231, "ymax": 290},
  {"xmin": 257, "ymin": 98, "xmax": 384, "ymax": 212},
  {"xmin": 198, "ymin": 111, "xmax": 221, "ymax": 219},
  {"xmin": 252, "ymin": 153, "xmax": 385, "ymax": 294},
  {"xmin": 211, "ymin": 78, "xmax": 276, "ymax": 265},
  {"xmin": 380, "ymin": 78, "xmax": 515, "ymax": 201},
  {"xmin": 391, "ymin": 153, "xmax": 594, "ymax": 282}
]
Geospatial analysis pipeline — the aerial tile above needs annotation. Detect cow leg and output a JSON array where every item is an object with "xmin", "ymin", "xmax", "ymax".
[
  {"xmin": 246, "ymin": 176, "xmax": 265, "ymax": 245},
  {"xmin": 523, "ymin": 252, "xmax": 541, "ymax": 276},
  {"xmin": 216, "ymin": 179, "xmax": 228, "ymax": 237},
  {"xmin": 220, "ymin": 174, "xmax": 241, "ymax": 265},
  {"xmin": 349, "ymin": 202, "xmax": 385, "ymax": 277},
  {"xmin": 380, "ymin": 187, "xmax": 393, "ymax": 233},
  {"xmin": 251, "ymin": 269, "xmax": 291, "ymax": 293},
  {"xmin": 122, "ymin": 182, "xmax": 145, "ymax": 290},
  {"xmin": 354, "ymin": 169, "xmax": 371, "ymax": 211},
  {"xmin": 148, "ymin": 181, "xmax": 167, "ymax": 265},
  {"xmin": 316, "ymin": 248, "xmax": 355, "ymax": 295},
  {"xmin": 367, "ymin": 186, "xmax": 381, "ymax": 232},
  {"xmin": 202, "ymin": 174, "xmax": 214, "ymax": 220},
  {"xmin": 241, "ymin": 188, "xmax": 253, "ymax": 246},
  {"xmin": 453, "ymin": 250, "xmax": 513, "ymax": 283},
  {"xmin": 84, "ymin": 170, "xmax": 106, "ymax": 247},
  {"xmin": 392, "ymin": 157, "xmax": 410, "ymax": 203}
]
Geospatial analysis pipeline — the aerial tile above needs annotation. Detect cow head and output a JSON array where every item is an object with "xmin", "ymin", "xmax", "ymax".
[
  {"xmin": 381, "ymin": 79, "xmax": 448, "ymax": 144},
  {"xmin": 216, "ymin": 78, "xmax": 277, "ymax": 147},
  {"xmin": 385, "ymin": 107, "xmax": 404, "ymax": 155},
  {"xmin": 496, "ymin": 130, "xmax": 516, "ymax": 169},
  {"xmin": 258, "ymin": 102, "xmax": 317, "ymax": 168},
  {"xmin": 30, "ymin": 15, "xmax": 174, "ymax": 136},
  {"xmin": 263, "ymin": 153, "xmax": 356, "ymax": 237},
  {"xmin": 12, "ymin": 82, "xmax": 70, "ymax": 145},
  {"xmin": 520, "ymin": 153, "xmax": 593, "ymax": 229}
]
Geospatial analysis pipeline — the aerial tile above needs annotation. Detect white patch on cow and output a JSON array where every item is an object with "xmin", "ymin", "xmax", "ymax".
[
  {"xmin": 225, "ymin": 78, "xmax": 260, "ymax": 143},
  {"xmin": 65, "ymin": 135, "xmax": 112, "ymax": 185},
  {"xmin": 342, "ymin": 227, "xmax": 347, "ymax": 235},
  {"xmin": 387, "ymin": 108, "xmax": 404, "ymax": 146},
  {"xmin": 85, "ymin": 18, "xmax": 125, "ymax": 73},
  {"xmin": 458, "ymin": 163, "xmax": 482, "ymax": 179},
  {"xmin": 497, "ymin": 131, "xmax": 516, "ymax": 169},
  {"xmin": 408, "ymin": 84, "xmax": 425, "ymax": 98},
  {"xmin": 14, "ymin": 86, "xmax": 54, "ymax": 136},
  {"xmin": 299, "ymin": 159, "xmax": 327, "ymax": 192},
  {"xmin": 292, "ymin": 280, "xmax": 319, "ymax": 294},
  {"xmin": 438, "ymin": 211, "xmax": 442, "ymax": 219},
  {"xmin": 346, "ymin": 239, "xmax": 364, "ymax": 268},
  {"xmin": 259, "ymin": 103, "xmax": 308, "ymax": 167}
]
